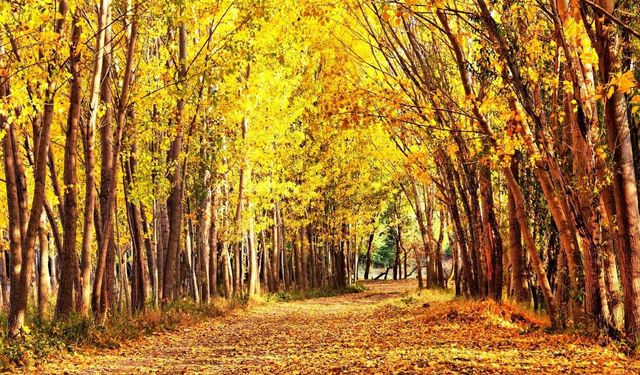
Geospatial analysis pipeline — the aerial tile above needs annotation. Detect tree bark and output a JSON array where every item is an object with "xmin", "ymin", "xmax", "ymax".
[
  {"xmin": 93, "ymin": 9, "xmax": 137, "ymax": 317},
  {"xmin": 200, "ymin": 173, "xmax": 212, "ymax": 303},
  {"xmin": 364, "ymin": 231, "xmax": 374, "ymax": 280},
  {"xmin": 163, "ymin": 19, "xmax": 187, "ymax": 302},
  {"xmin": 37, "ymin": 213, "xmax": 50, "ymax": 318},
  {"xmin": 271, "ymin": 207, "xmax": 281, "ymax": 292},
  {"xmin": 208, "ymin": 186, "xmax": 219, "ymax": 299},
  {"xmin": 479, "ymin": 165, "xmax": 504, "ymax": 301},
  {"xmin": 508, "ymin": 158, "xmax": 530, "ymax": 304},
  {"xmin": 96, "ymin": 5, "xmax": 117, "ymax": 313},
  {"xmin": 595, "ymin": 0, "xmax": 640, "ymax": 340},
  {"xmin": 56, "ymin": 10, "xmax": 83, "ymax": 320},
  {"xmin": 79, "ymin": 0, "xmax": 110, "ymax": 317}
]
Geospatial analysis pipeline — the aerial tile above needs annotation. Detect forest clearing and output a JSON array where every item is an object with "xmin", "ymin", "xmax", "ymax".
[
  {"xmin": 33, "ymin": 280, "xmax": 640, "ymax": 374},
  {"xmin": 2, "ymin": 0, "xmax": 640, "ymax": 372}
]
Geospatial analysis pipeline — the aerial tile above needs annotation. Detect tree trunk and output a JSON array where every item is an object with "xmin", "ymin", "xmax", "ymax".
[
  {"xmin": 248, "ymin": 211, "xmax": 259, "ymax": 296},
  {"xmin": 281, "ymin": 210, "xmax": 289, "ymax": 291},
  {"xmin": 443, "ymin": 158, "xmax": 473, "ymax": 296},
  {"xmin": 163, "ymin": 19, "xmax": 187, "ymax": 302},
  {"xmin": 434, "ymin": 214, "xmax": 445, "ymax": 287},
  {"xmin": 503, "ymin": 167, "xmax": 560, "ymax": 329},
  {"xmin": 364, "ymin": 231, "xmax": 374, "ymax": 280},
  {"xmin": 300, "ymin": 226, "xmax": 309, "ymax": 290},
  {"xmin": 79, "ymin": 0, "xmax": 110, "ymax": 317},
  {"xmin": 96, "ymin": 4, "xmax": 116, "ymax": 313},
  {"xmin": 4, "ymin": 122, "xmax": 26, "ymax": 335},
  {"xmin": 413, "ymin": 181, "xmax": 434, "ymax": 288},
  {"xmin": 595, "ymin": 0, "xmax": 640, "ymax": 340},
  {"xmin": 508, "ymin": 158, "xmax": 530, "ymax": 304},
  {"xmin": 5, "ymin": 1, "xmax": 66, "ymax": 338},
  {"xmin": 140, "ymin": 207, "xmax": 157, "ymax": 307},
  {"xmin": 37, "ymin": 213, "xmax": 50, "ymax": 318},
  {"xmin": 124, "ymin": 148, "xmax": 152, "ymax": 311},
  {"xmin": 262, "ymin": 230, "xmax": 272, "ymax": 292},
  {"xmin": 271, "ymin": 207, "xmax": 280, "ymax": 292},
  {"xmin": 479, "ymin": 165, "xmax": 503, "ymax": 301},
  {"xmin": 93, "ymin": 9, "xmax": 136, "ymax": 317},
  {"xmin": 293, "ymin": 231, "xmax": 303, "ymax": 290},
  {"xmin": 186, "ymin": 216, "xmax": 199, "ymax": 303},
  {"xmin": 200, "ymin": 174, "xmax": 212, "ymax": 303},
  {"xmin": 208, "ymin": 186, "xmax": 219, "ymax": 299},
  {"xmin": 56, "ymin": 10, "xmax": 83, "ymax": 320}
]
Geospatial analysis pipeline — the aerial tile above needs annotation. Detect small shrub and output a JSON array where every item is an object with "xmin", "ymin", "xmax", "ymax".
[
  {"xmin": 401, "ymin": 296, "xmax": 416, "ymax": 305},
  {"xmin": 348, "ymin": 283, "xmax": 367, "ymax": 292}
]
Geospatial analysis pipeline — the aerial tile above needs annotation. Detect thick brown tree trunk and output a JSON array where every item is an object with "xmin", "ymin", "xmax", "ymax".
[
  {"xmin": 569, "ymin": 100, "xmax": 603, "ymax": 327},
  {"xmin": 96, "ymin": 5, "xmax": 117, "ymax": 313},
  {"xmin": 79, "ymin": 0, "xmax": 110, "ymax": 317},
  {"xmin": 602, "ymin": 234, "xmax": 624, "ymax": 330},
  {"xmin": 163, "ymin": 20, "xmax": 187, "ymax": 302},
  {"xmin": 56, "ymin": 10, "xmax": 83, "ymax": 319},
  {"xmin": 4, "ymin": 122, "xmax": 26, "ymax": 336},
  {"xmin": 508, "ymin": 159, "xmax": 530, "ymax": 304},
  {"xmin": 595, "ymin": 0, "xmax": 640, "ymax": 340}
]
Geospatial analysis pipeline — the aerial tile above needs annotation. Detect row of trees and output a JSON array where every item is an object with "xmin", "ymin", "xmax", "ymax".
[
  {"xmin": 351, "ymin": 0, "xmax": 640, "ymax": 341},
  {"xmin": 0, "ymin": 0, "xmax": 405, "ymax": 338}
]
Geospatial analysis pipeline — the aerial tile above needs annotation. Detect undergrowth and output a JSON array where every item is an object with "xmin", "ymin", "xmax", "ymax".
[
  {"xmin": 0, "ymin": 284, "xmax": 365, "ymax": 371},
  {"xmin": 259, "ymin": 283, "xmax": 367, "ymax": 303},
  {"xmin": 0, "ymin": 299, "xmax": 226, "ymax": 371}
]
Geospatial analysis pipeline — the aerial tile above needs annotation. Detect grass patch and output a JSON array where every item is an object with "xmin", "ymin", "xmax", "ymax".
[
  {"xmin": 259, "ymin": 283, "xmax": 367, "ymax": 303},
  {"xmin": 391, "ymin": 287, "xmax": 454, "ymax": 306}
]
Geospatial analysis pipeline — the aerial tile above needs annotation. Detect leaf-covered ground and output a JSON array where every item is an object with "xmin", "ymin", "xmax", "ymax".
[{"xmin": 32, "ymin": 280, "xmax": 640, "ymax": 374}]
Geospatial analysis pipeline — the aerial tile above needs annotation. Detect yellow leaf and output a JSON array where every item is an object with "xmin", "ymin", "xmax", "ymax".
[
  {"xmin": 616, "ymin": 71, "xmax": 636, "ymax": 94},
  {"xmin": 607, "ymin": 85, "xmax": 615, "ymax": 99}
]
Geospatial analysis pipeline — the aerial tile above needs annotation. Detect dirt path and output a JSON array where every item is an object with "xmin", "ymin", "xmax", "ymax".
[{"xmin": 36, "ymin": 280, "xmax": 639, "ymax": 374}]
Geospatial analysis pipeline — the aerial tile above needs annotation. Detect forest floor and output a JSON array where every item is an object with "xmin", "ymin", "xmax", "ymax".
[{"xmin": 31, "ymin": 280, "xmax": 640, "ymax": 374}]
